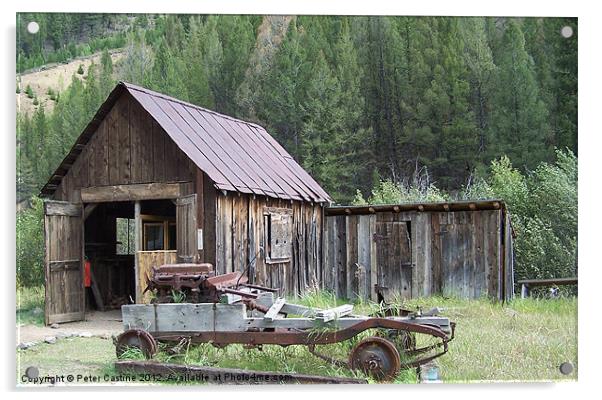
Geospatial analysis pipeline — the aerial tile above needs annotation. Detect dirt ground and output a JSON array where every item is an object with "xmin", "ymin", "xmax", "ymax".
[{"xmin": 17, "ymin": 309, "xmax": 122, "ymax": 345}]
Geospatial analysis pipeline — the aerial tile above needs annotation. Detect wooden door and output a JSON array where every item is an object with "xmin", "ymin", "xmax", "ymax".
[
  {"xmin": 374, "ymin": 220, "xmax": 412, "ymax": 302},
  {"xmin": 176, "ymin": 194, "xmax": 197, "ymax": 263},
  {"xmin": 44, "ymin": 200, "xmax": 84, "ymax": 325}
]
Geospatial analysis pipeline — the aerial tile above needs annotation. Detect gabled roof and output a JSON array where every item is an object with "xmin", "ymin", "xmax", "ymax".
[{"xmin": 41, "ymin": 82, "xmax": 331, "ymax": 203}]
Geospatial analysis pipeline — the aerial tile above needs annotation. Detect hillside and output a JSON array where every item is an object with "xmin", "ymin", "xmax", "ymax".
[
  {"xmin": 16, "ymin": 14, "xmax": 577, "ymax": 206},
  {"xmin": 16, "ymin": 51, "xmax": 123, "ymax": 115}
]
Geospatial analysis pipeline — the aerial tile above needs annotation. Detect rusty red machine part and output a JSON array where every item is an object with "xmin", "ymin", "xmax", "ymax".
[{"xmin": 118, "ymin": 264, "xmax": 455, "ymax": 382}]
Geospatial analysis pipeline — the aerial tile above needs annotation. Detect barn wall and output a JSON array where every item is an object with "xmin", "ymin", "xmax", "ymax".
[
  {"xmin": 324, "ymin": 209, "xmax": 512, "ymax": 301},
  {"xmin": 213, "ymin": 192, "xmax": 323, "ymax": 296},
  {"xmin": 53, "ymin": 92, "xmax": 196, "ymax": 202}
]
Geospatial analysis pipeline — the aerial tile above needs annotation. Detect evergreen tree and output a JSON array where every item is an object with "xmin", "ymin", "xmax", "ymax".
[
  {"xmin": 257, "ymin": 19, "xmax": 307, "ymax": 159},
  {"xmin": 490, "ymin": 20, "xmax": 551, "ymax": 170},
  {"xmin": 214, "ymin": 16, "xmax": 255, "ymax": 115},
  {"xmin": 460, "ymin": 17, "xmax": 496, "ymax": 164},
  {"xmin": 121, "ymin": 30, "xmax": 154, "ymax": 85},
  {"xmin": 83, "ymin": 63, "xmax": 100, "ymax": 117},
  {"xmin": 146, "ymin": 38, "xmax": 188, "ymax": 101},
  {"xmin": 183, "ymin": 17, "xmax": 214, "ymax": 108},
  {"xmin": 99, "ymin": 48, "xmax": 114, "ymax": 98}
]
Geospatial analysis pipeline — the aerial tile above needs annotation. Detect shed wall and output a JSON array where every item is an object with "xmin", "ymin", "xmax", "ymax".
[
  {"xmin": 324, "ymin": 209, "xmax": 512, "ymax": 301},
  {"xmin": 214, "ymin": 193, "xmax": 323, "ymax": 296}
]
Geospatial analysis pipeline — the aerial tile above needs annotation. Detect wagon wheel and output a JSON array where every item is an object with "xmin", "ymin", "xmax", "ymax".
[
  {"xmin": 115, "ymin": 329, "xmax": 158, "ymax": 359},
  {"xmin": 349, "ymin": 336, "xmax": 401, "ymax": 381}
]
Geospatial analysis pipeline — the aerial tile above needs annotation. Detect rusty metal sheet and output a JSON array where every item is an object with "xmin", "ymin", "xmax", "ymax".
[
  {"xmin": 40, "ymin": 81, "xmax": 331, "ymax": 203},
  {"xmin": 126, "ymin": 82, "xmax": 330, "ymax": 202}
]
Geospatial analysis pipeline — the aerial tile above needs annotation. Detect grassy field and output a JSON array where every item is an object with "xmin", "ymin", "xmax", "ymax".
[{"xmin": 16, "ymin": 288, "xmax": 577, "ymax": 384}]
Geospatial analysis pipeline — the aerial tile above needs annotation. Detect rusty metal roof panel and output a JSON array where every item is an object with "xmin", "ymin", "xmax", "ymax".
[
  {"xmin": 123, "ymin": 82, "xmax": 330, "ymax": 202},
  {"xmin": 40, "ymin": 82, "xmax": 331, "ymax": 202}
]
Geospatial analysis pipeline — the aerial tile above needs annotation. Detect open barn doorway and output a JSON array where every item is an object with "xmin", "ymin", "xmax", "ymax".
[
  {"xmin": 83, "ymin": 199, "xmax": 180, "ymax": 310},
  {"xmin": 84, "ymin": 201, "xmax": 136, "ymax": 311}
]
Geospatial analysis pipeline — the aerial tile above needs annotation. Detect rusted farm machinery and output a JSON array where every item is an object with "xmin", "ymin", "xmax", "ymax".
[{"xmin": 116, "ymin": 263, "xmax": 455, "ymax": 382}]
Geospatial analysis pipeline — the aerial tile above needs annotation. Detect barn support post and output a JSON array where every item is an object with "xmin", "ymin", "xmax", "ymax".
[{"xmin": 134, "ymin": 200, "xmax": 141, "ymax": 303}]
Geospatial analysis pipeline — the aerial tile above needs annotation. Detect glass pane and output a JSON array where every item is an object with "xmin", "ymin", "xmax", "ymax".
[
  {"xmin": 144, "ymin": 223, "xmax": 164, "ymax": 251},
  {"xmin": 168, "ymin": 223, "xmax": 177, "ymax": 250}
]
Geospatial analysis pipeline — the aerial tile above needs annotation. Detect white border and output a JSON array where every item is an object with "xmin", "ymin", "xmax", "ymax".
[{"xmin": 2, "ymin": 1, "xmax": 599, "ymax": 400}]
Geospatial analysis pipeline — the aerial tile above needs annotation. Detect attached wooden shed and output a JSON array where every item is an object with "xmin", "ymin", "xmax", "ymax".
[
  {"xmin": 40, "ymin": 82, "xmax": 330, "ymax": 325},
  {"xmin": 323, "ymin": 201, "xmax": 514, "ymax": 302}
]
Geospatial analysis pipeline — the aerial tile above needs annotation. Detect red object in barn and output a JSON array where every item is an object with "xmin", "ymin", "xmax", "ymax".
[{"xmin": 84, "ymin": 260, "xmax": 91, "ymax": 288}]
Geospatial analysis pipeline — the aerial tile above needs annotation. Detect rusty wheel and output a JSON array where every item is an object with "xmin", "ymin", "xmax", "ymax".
[
  {"xmin": 349, "ymin": 336, "xmax": 401, "ymax": 381},
  {"xmin": 115, "ymin": 329, "xmax": 158, "ymax": 359}
]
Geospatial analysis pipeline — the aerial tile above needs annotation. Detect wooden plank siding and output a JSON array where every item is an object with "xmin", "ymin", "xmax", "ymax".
[
  {"xmin": 323, "ymin": 209, "xmax": 513, "ymax": 301},
  {"xmin": 52, "ymin": 93, "xmax": 195, "ymax": 203},
  {"xmin": 213, "ymin": 193, "xmax": 324, "ymax": 297}
]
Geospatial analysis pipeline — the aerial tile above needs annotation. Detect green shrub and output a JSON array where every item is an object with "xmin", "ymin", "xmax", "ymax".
[
  {"xmin": 462, "ymin": 149, "xmax": 577, "ymax": 285},
  {"xmin": 16, "ymin": 197, "xmax": 45, "ymax": 288},
  {"xmin": 25, "ymin": 84, "xmax": 34, "ymax": 99},
  {"xmin": 77, "ymin": 64, "xmax": 84, "ymax": 75},
  {"xmin": 353, "ymin": 168, "xmax": 449, "ymax": 205}
]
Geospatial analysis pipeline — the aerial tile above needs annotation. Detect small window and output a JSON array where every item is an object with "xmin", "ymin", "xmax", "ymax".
[
  {"xmin": 264, "ymin": 207, "xmax": 293, "ymax": 263},
  {"xmin": 142, "ymin": 218, "xmax": 177, "ymax": 251},
  {"xmin": 144, "ymin": 222, "xmax": 165, "ymax": 251},
  {"xmin": 116, "ymin": 218, "xmax": 135, "ymax": 255}
]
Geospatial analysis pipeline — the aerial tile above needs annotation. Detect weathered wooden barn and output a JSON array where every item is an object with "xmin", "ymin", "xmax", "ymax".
[
  {"xmin": 39, "ymin": 82, "xmax": 514, "ymax": 326},
  {"xmin": 40, "ymin": 81, "xmax": 330, "ymax": 324},
  {"xmin": 323, "ymin": 201, "xmax": 514, "ymax": 303}
]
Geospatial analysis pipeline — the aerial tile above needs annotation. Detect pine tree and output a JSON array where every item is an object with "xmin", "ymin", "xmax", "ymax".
[
  {"xmin": 202, "ymin": 16, "xmax": 224, "ymax": 111},
  {"xmin": 425, "ymin": 18, "xmax": 478, "ymax": 188},
  {"xmin": 83, "ymin": 63, "xmax": 100, "ymax": 117},
  {"xmin": 99, "ymin": 48, "xmax": 114, "ymax": 98},
  {"xmin": 460, "ymin": 17, "xmax": 496, "ymax": 163},
  {"xmin": 214, "ymin": 16, "xmax": 255, "ymax": 115},
  {"xmin": 146, "ymin": 38, "xmax": 188, "ymax": 101},
  {"xmin": 330, "ymin": 17, "xmax": 371, "ymax": 201},
  {"xmin": 32, "ymin": 105, "xmax": 49, "ymax": 182},
  {"xmin": 183, "ymin": 17, "xmax": 214, "ymax": 108},
  {"xmin": 257, "ymin": 19, "xmax": 307, "ymax": 159},
  {"xmin": 490, "ymin": 20, "xmax": 551, "ymax": 170},
  {"xmin": 121, "ymin": 30, "xmax": 154, "ymax": 85}
]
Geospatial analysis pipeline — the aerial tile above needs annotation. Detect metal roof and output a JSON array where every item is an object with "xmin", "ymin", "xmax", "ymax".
[{"xmin": 41, "ymin": 82, "xmax": 331, "ymax": 203}]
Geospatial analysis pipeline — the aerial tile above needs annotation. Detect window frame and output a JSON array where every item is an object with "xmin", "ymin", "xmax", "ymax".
[
  {"xmin": 141, "ymin": 215, "xmax": 176, "ymax": 251},
  {"xmin": 263, "ymin": 207, "xmax": 293, "ymax": 264}
]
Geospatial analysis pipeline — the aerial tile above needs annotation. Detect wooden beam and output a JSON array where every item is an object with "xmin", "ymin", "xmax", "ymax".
[
  {"xmin": 516, "ymin": 277, "xmax": 577, "ymax": 287},
  {"xmin": 44, "ymin": 201, "xmax": 82, "ymax": 217},
  {"xmin": 134, "ymin": 201, "xmax": 142, "ymax": 303},
  {"xmin": 81, "ymin": 182, "xmax": 190, "ymax": 203},
  {"xmin": 264, "ymin": 297, "xmax": 286, "ymax": 322},
  {"xmin": 315, "ymin": 304, "xmax": 354, "ymax": 322}
]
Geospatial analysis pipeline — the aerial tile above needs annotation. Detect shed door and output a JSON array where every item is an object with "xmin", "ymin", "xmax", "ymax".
[
  {"xmin": 375, "ymin": 220, "xmax": 412, "ymax": 302},
  {"xmin": 44, "ymin": 200, "xmax": 84, "ymax": 325},
  {"xmin": 176, "ymin": 194, "xmax": 198, "ymax": 263}
]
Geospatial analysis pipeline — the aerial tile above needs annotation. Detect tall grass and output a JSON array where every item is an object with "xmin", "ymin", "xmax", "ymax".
[
  {"xmin": 150, "ymin": 293, "xmax": 576, "ymax": 383},
  {"xmin": 17, "ymin": 285, "xmax": 45, "ymax": 325}
]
